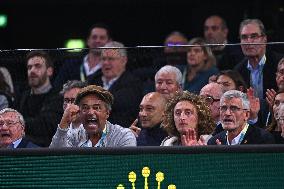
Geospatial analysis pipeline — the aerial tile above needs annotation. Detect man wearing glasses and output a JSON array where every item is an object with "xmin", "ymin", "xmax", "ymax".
[
  {"xmin": 234, "ymin": 19, "xmax": 282, "ymax": 100},
  {"xmin": 0, "ymin": 108, "xmax": 38, "ymax": 148},
  {"xmin": 208, "ymin": 90, "xmax": 274, "ymax": 145}
]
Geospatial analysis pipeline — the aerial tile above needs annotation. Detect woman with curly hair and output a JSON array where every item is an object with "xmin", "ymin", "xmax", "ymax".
[{"xmin": 161, "ymin": 91, "xmax": 215, "ymax": 146}]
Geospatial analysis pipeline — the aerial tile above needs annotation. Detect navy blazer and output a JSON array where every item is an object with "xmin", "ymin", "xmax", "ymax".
[
  {"xmin": 208, "ymin": 124, "xmax": 275, "ymax": 145},
  {"xmin": 16, "ymin": 137, "xmax": 40, "ymax": 148}
]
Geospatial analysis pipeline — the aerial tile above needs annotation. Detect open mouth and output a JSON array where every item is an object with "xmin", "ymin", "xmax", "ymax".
[
  {"xmin": 86, "ymin": 118, "xmax": 98, "ymax": 125},
  {"xmin": 1, "ymin": 133, "xmax": 11, "ymax": 138},
  {"xmin": 223, "ymin": 118, "xmax": 234, "ymax": 124}
]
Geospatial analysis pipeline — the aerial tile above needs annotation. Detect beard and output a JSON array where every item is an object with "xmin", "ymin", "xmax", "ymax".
[{"xmin": 28, "ymin": 73, "xmax": 48, "ymax": 88}]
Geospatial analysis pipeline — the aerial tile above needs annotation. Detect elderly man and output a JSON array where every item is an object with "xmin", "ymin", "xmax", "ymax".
[
  {"xmin": 154, "ymin": 65, "xmax": 183, "ymax": 100},
  {"xmin": 51, "ymin": 85, "xmax": 136, "ymax": 147},
  {"xmin": 203, "ymin": 15, "xmax": 243, "ymax": 70},
  {"xmin": 130, "ymin": 92, "xmax": 168, "ymax": 146},
  {"xmin": 0, "ymin": 108, "xmax": 39, "ymax": 148},
  {"xmin": 208, "ymin": 90, "xmax": 274, "ymax": 145},
  {"xmin": 16, "ymin": 50, "xmax": 63, "ymax": 147},
  {"xmin": 200, "ymin": 83, "xmax": 224, "ymax": 135},
  {"xmin": 88, "ymin": 41, "xmax": 143, "ymax": 127},
  {"xmin": 49, "ymin": 80, "xmax": 87, "ymax": 148},
  {"xmin": 234, "ymin": 19, "xmax": 283, "ymax": 100}
]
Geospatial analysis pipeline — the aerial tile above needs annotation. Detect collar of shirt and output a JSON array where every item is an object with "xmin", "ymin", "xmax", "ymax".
[
  {"xmin": 83, "ymin": 55, "xmax": 102, "ymax": 76},
  {"xmin": 10, "ymin": 138, "xmax": 23, "ymax": 148},
  {"xmin": 226, "ymin": 123, "xmax": 249, "ymax": 145},
  {"xmin": 31, "ymin": 82, "xmax": 52, "ymax": 95},
  {"xmin": 102, "ymin": 76, "xmax": 119, "ymax": 90},
  {"xmin": 80, "ymin": 124, "xmax": 108, "ymax": 147},
  {"xmin": 246, "ymin": 54, "xmax": 266, "ymax": 71}
]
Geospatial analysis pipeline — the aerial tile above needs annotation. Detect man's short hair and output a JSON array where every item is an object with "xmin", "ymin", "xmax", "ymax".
[
  {"xmin": 206, "ymin": 15, "xmax": 228, "ymax": 30},
  {"xmin": 26, "ymin": 50, "xmax": 54, "ymax": 68},
  {"xmin": 87, "ymin": 22, "xmax": 112, "ymax": 40},
  {"xmin": 239, "ymin": 19, "xmax": 266, "ymax": 36},
  {"xmin": 155, "ymin": 65, "xmax": 182, "ymax": 86},
  {"xmin": 75, "ymin": 85, "xmax": 114, "ymax": 111},
  {"xmin": 0, "ymin": 108, "xmax": 25, "ymax": 127},
  {"xmin": 60, "ymin": 80, "xmax": 88, "ymax": 95},
  {"xmin": 103, "ymin": 41, "xmax": 127, "ymax": 57},
  {"xmin": 220, "ymin": 90, "xmax": 250, "ymax": 110}
]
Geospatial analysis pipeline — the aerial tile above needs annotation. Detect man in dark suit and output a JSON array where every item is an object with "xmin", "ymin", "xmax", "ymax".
[
  {"xmin": 88, "ymin": 41, "xmax": 143, "ymax": 127},
  {"xmin": 0, "ymin": 108, "xmax": 39, "ymax": 148},
  {"xmin": 208, "ymin": 90, "xmax": 274, "ymax": 145},
  {"xmin": 234, "ymin": 19, "xmax": 283, "ymax": 100}
]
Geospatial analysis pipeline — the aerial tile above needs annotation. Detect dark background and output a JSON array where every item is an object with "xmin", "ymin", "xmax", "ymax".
[{"xmin": 1, "ymin": 0, "xmax": 284, "ymax": 49}]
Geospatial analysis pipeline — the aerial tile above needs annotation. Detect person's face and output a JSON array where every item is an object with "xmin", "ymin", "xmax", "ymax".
[
  {"xmin": 63, "ymin": 88, "xmax": 81, "ymax": 111},
  {"xmin": 273, "ymin": 93, "xmax": 284, "ymax": 120},
  {"xmin": 276, "ymin": 63, "xmax": 284, "ymax": 92},
  {"xmin": 79, "ymin": 94, "xmax": 110, "ymax": 136},
  {"xmin": 87, "ymin": 27, "xmax": 109, "ymax": 48},
  {"xmin": 240, "ymin": 23, "xmax": 267, "ymax": 58},
  {"xmin": 200, "ymin": 87, "xmax": 221, "ymax": 122},
  {"xmin": 164, "ymin": 34, "xmax": 188, "ymax": 53},
  {"xmin": 155, "ymin": 72, "xmax": 181, "ymax": 100},
  {"xmin": 220, "ymin": 97, "xmax": 250, "ymax": 132},
  {"xmin": 139, "ymin": 95, "xmax": 165, "ymax": 128},
  {"xmin": 101, "ymin": 49, "xmax": 127, "ymax": 81},
  {"xmin": 187, "ymin": 46, "xmax": 207, "ymax": 67},
  {"xmin": 174, "ymin": 100, "xmax": 198, "ymax": 135},
  {"xmin": 204, "ymin": 17, "xmax": 228, "ymax": 44},
  {"xmin": 27, "ymin": 56, "xmax": 52, "ymax": 89},
  {"xmin": 217, "ymin": 75, "xmax": 237, "ymax": 92},
  {"xmin": 0, "ymin": 112, "xmax": 24, "ymax": 147}
]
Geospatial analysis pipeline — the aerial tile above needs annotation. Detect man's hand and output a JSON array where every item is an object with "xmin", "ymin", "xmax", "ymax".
[
  {"xmin": 266, "ymin": 89, "xmax": 277, "ymax": 111},
  {"xmin": 129, "ymin": 119, "xmax": 141, "ymax": 138},
  {"xmin": 247, "ymin": 87, "xmax": 260, "ymax": 120},
  {"xmin": 59, "ymin": 104, "xmax": 80, "ymax": 129}
]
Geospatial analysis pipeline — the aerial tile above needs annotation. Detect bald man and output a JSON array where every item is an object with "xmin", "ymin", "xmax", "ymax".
[{"xmin": 130, "ymin": 92, "xmax": 168, "ymax": 146}]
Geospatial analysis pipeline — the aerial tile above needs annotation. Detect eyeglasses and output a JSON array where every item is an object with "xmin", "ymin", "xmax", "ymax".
[
  {"xmin": 101, "ymin": 56, "xmax": 121, "ymax": 62},
  {"xmin": 276, "ymin": 69, "xmax": 284, "ymax": 77},
  {"xmin": 274, "ymin": 99, "xmax": 284, "ymax": 107},
  {"xmin": 63, "ymin": 98, "xmax": 76, "ymax": 104},
  {"xmin": 240, "ymin": 33, "xmax": 264, "ymax": 41},
  {"xmin": 220, "ymin": 105, "xmax": 247, "ymax": 113},
  {"xmin": 203, "ymin": 96, "xmax": 220, "ymax": 105},
  {"xmin": 0, "ymin": 120, "xmax": 21, "ymax": 128}
]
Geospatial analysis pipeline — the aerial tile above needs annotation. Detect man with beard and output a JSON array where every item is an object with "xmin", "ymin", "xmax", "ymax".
[
  {"xmin": 16, "ymin": 51, "xmax": 63, "ymax": 147},
  {"xmin": 51, "ymin": 84, "xmax": 136, "ymax": 147},
  {"xmin": 208, "ymin": 90, "xmax": 274, "ymax": 145},
  {"xmin": 54, "ymin": 23, "xmax": 111, "ymax": 89}
]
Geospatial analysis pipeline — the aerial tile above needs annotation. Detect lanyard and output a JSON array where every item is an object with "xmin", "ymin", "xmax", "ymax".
[
  {"xmin": 80, "ymin": 64, "xmax": 86, "ymax": 82},
  {"xmin": 226, "ymin": 123, "xmax": 249, "ymax": 145}
]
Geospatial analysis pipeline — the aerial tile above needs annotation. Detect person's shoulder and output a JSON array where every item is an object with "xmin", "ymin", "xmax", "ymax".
[{"xmin": 207, "ymin": 130, "xmax": 226, "ymax": 145}]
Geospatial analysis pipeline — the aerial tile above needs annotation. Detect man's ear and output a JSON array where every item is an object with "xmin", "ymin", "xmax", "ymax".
[{"xmin": 47, "ymin": 67, "xmax": 53, "ymax": 77}]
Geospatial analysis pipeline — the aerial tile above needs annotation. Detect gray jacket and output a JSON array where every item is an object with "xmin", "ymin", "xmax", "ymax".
[{"xmin": 49, "ymin": 121, "xmax": 136, "ymax": 147}]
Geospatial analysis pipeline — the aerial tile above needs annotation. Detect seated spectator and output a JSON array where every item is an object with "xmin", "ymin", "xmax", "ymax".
[
  {"xmin": 0, "ymin": 108, "xmax": 39, "ymax": 148},
  {"xmin": 266, "ymin": 92, "xmax": 284, "ymax": 144},
  {"xmin": 50, "ymin": 80, "xmax": 87, "ymax": 147},
  {"xmin": 161, "ymin": 91, "xmax": 215, "ymax": 146},
  {"xmin": 154, "ymin": 65, "xmax": 183, "ymax": 100},
  {"xmin": 203, "ymin": 15, "xmax": 243, "ymax": 70},
  {"xmin": 16, "ymin": 50, "xmax": 63, "ymax": 147},
  {"xmin": 215, "ymin": 70, "xmax": 247, "ymax": 93},
  {"xmin": 129, "ymin": 92, "xmax": 168, "ymax": 146},
  {"xmin": 181, "ymin": 37, "xmax": 219, "ymax": 94},
  {"xmin": 51, "ymin": 85, "xmax": 136, "ymax": 147},
  {"xmin": 208, "ymin": 90, "xmax": 275, "ymax": 145},
  {"xmin": 88, "ymin": 41, "xmax": 143, "ymax": 127},
  {"xmin": 54, "ymin": 23, "xmax": 112, "ymax": 89},
  {"xmin": 200, "ymin": 83, "xmax": 224, "ymax": 135}
]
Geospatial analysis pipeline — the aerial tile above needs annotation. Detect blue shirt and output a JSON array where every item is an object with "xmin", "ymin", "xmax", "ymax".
[{"xmin": 247, "ymin": 55, "xmax": 266, "ymax": 99}]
